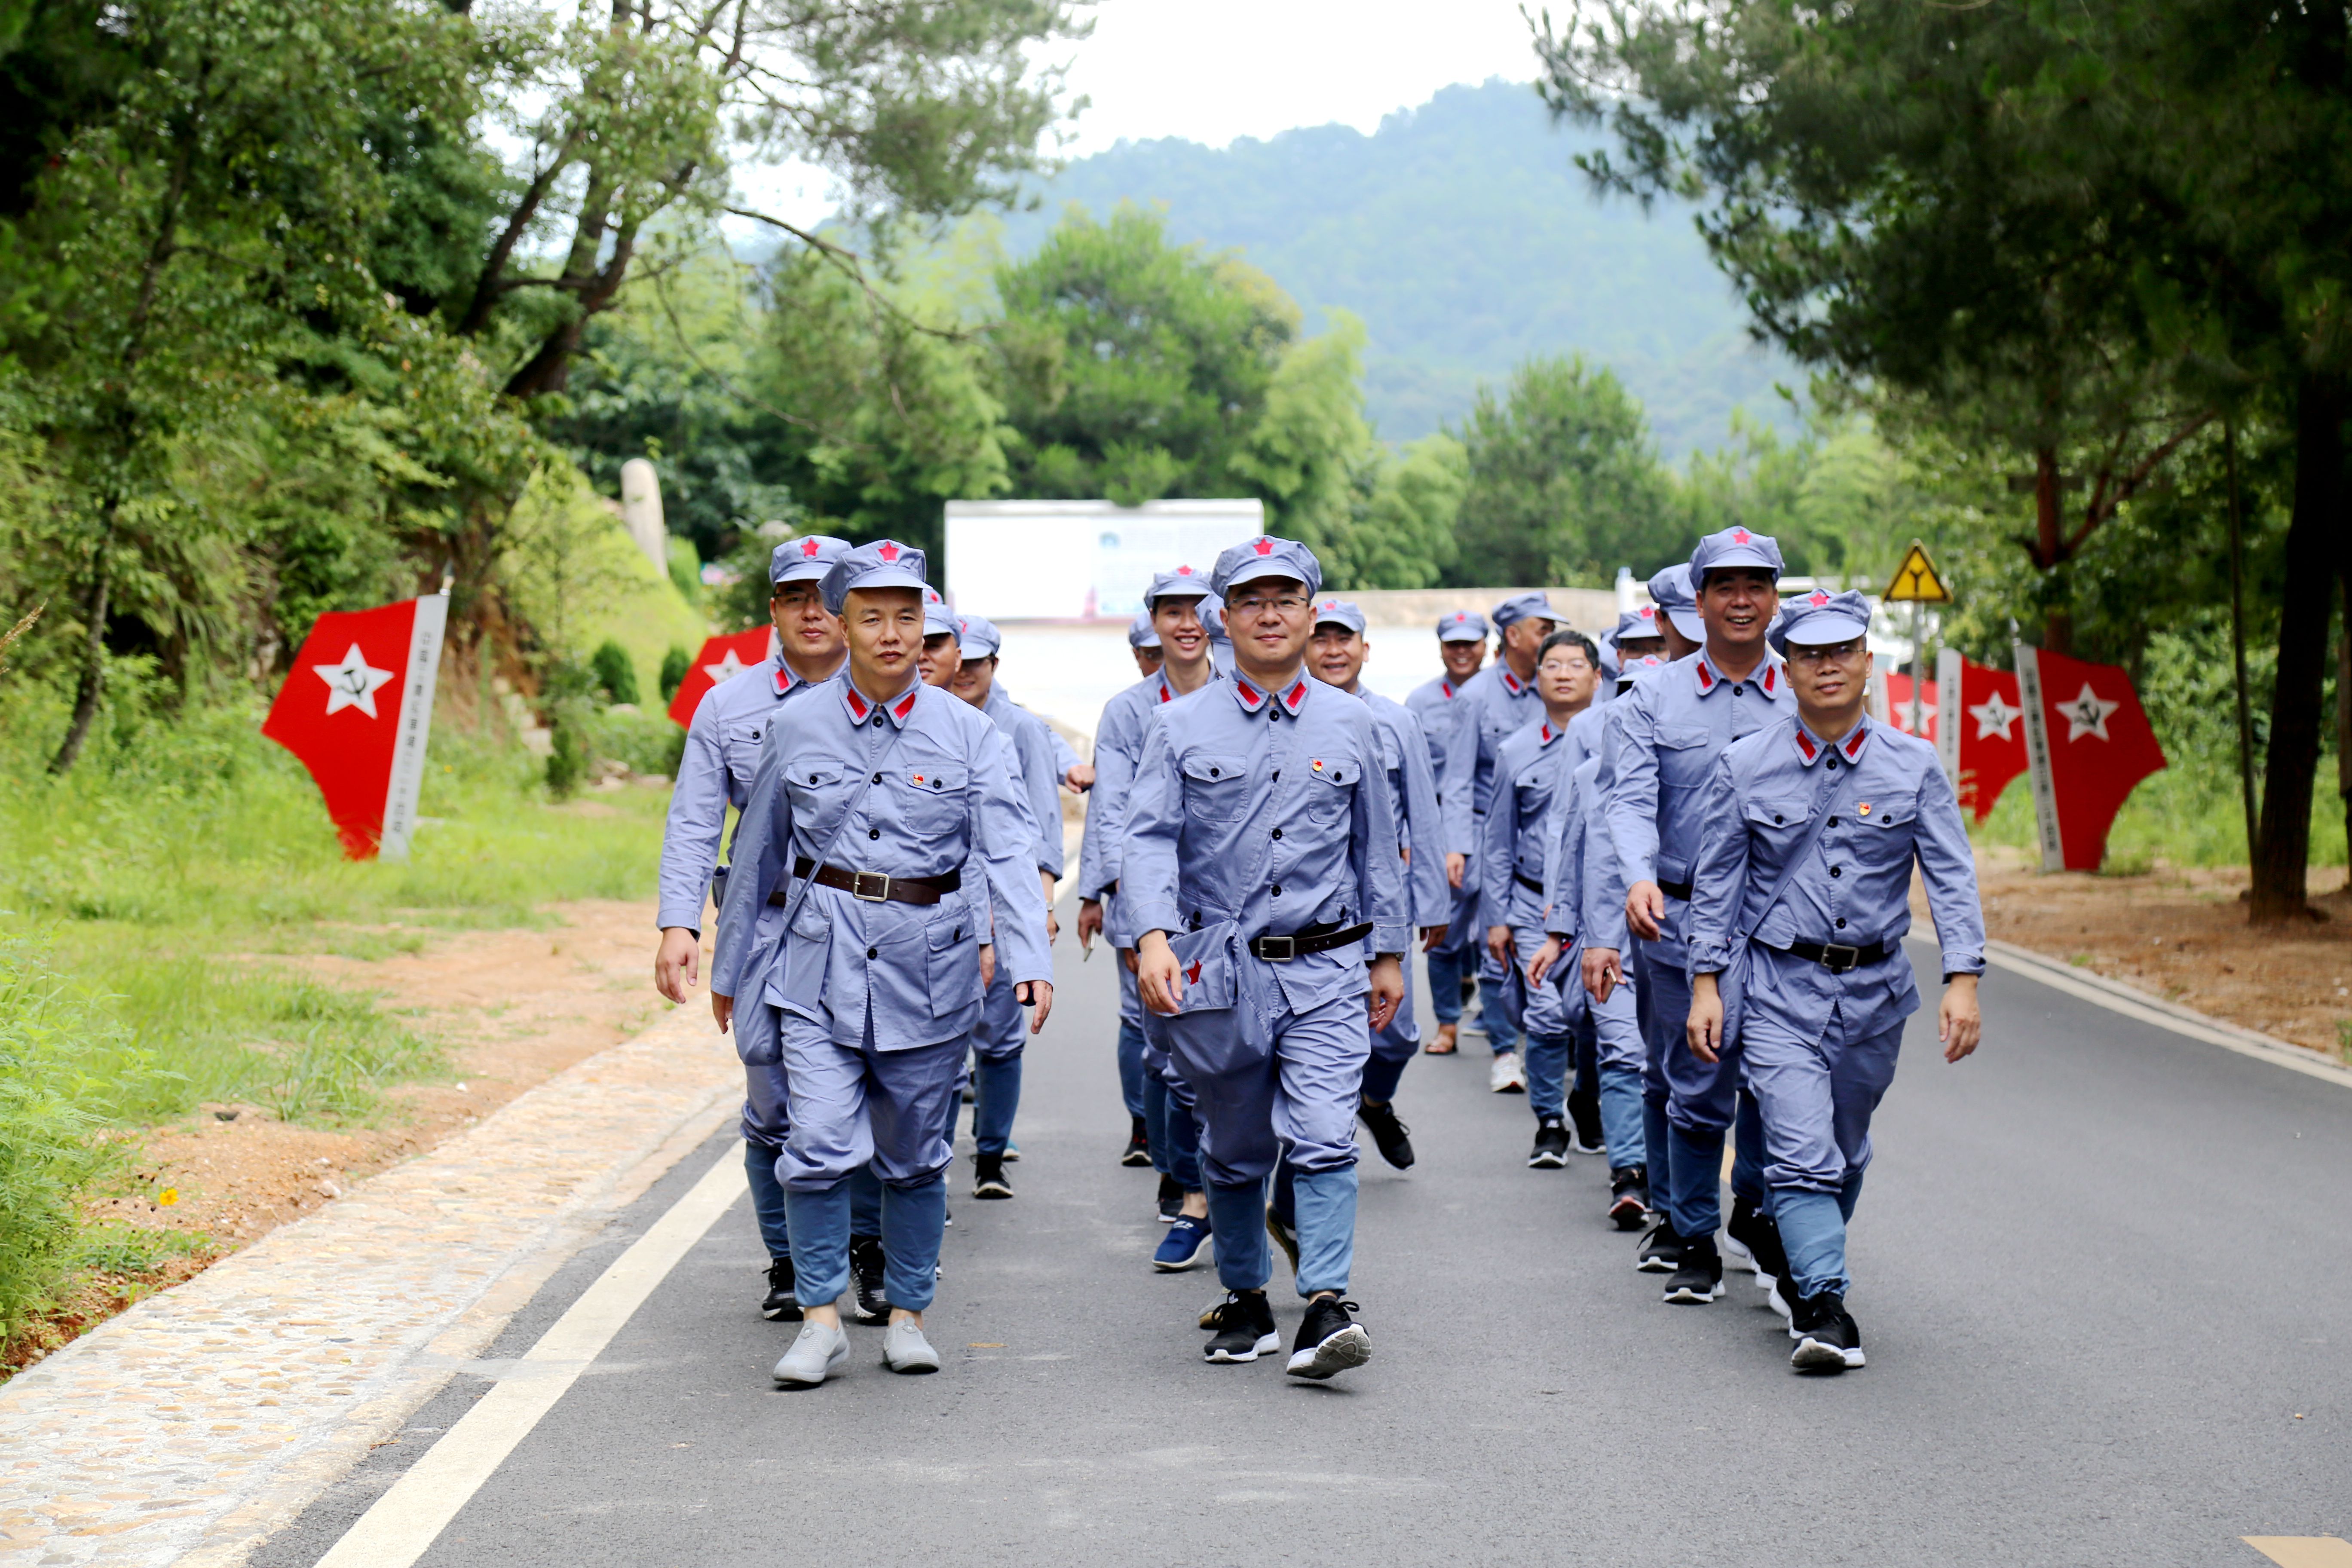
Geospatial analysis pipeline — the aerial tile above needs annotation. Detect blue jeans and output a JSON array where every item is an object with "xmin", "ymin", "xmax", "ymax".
[
  {"xmin": 1663, "ymin": 1093, "xmax": 1771, "ymax": 1242},
  {"xmin": 744, "ymin": 1139, "xmax": 791, "ymax": 1260},
  {"xmin": 1425, "ymin": 878, "xmax": 1479, "ymax": 1025},
  {"xmin": 971, "ymin": 1053, "xmax": 1022, "ymax": 1158},
  {"xmin": 787, "ymin": 1170, "xmax": 947, "ymax": 1312},
  {"xmin": 1523, "ymin": 1030, "xmax": 1571, "ymax": 1120},
  {"xmin": 1598, "ymin": 1064, "xmax": 1648, "ymax": 1171},
  {"xmin": 1209, "ymin": 1168, "xmax": 1356, "ymax": 1297},
  {"xmin": 1637, "ymin": 940, "xmax": 1764, "ymax": 1238},
  {"xmin": 1116, "ymin": 1015, "xmax": 1148, "ymax": 1120},
  {"xmin": 1144, "ymin": 1072, "xmax": 1201, "ymax": 1191},
  {"xmin": 1745, "ymin": 1004, "xmax": 1904, "ymax": 1298}
]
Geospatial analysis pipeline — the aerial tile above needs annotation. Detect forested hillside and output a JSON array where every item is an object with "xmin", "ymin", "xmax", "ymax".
[{"xmin": 1002, "ymin": 80, "xmax": 1792, "ymax": 451}]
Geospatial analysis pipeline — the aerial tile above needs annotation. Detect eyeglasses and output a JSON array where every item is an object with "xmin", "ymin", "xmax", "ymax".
[
  {"xmin": 1788, "ymin": 640, "xmax": 1868, "ymax": 667},
  {"xmin": 1229, "ymin": 594, "xmax": 1311, "ymax": 619}
]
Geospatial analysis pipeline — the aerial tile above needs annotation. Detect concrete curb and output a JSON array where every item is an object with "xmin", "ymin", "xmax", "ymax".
[{"xmin": 0, "ymin": 1005, "xmax": 741, "ymax": 1567}]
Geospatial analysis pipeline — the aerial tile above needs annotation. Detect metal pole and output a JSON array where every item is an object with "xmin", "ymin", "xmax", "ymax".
[
  {"xmin": 1910, "ymin": 602, "xmax": 1926, "ymax": 737},
  {"xmin": 2224, "ymin": 417, "xmax": 2258, "ymax": 861}
]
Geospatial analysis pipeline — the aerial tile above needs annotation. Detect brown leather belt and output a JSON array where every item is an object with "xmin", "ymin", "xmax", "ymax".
[{"xmin": 769, "ymin": 857, "xmax": 963, "ymax": 907}]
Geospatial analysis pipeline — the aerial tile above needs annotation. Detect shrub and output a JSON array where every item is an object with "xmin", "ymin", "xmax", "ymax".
[
  {"xmin": 658, "ymin": 645, "xmax": 692, "ymax": 701},
  {"xmin": 588, "ymin": 639, "xmax": 640, "ymax": 705}
]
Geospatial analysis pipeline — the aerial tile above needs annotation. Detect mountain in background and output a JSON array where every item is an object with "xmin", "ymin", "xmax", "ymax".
[{"xmin": 999, "ymin": 78, "xmax": 1797, "ymax": 455}]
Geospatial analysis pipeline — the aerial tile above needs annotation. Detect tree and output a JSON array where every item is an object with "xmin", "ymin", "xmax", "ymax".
[
  {"xmin": 995, "ymin": 202, "xmax": 1297, "ymax": 505},
  {"xmin": 1345, "ymin": 434, "xmax": 1466, "ymax": 590},
  {"xmin": 1233, "ymin": 311, "xmax": 1386, "ymax": 574},
  {"xmin": 1535, "ymin": 0, "xmax": 2352, "ymax": 919},
  {"xmin": 1448, "ymin": 354, "xmax": 1680, "ymax": 587}
]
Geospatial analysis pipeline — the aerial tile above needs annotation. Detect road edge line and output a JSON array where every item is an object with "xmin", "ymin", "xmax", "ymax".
[
  {"xmin": 310, "ymin": 1147, "xmax": 748, "ymax": 1568},
  {"xmin": 1976, "ymin": 937, "xmax": 2352, "ymax": 1090}
]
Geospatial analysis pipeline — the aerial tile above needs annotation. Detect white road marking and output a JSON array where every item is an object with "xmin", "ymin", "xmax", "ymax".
[
  {"xmin": 312, "ymin": 1148, "xmax": 747, "ymax": 1568},
  {"xmin": 1976, "ymin": 938, "xmax": 2352, "ymax": 1091}
]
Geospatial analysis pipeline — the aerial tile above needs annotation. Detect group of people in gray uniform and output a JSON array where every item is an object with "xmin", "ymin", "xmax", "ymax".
[{"xmin": 654, "ymin": 521, "xmax": 1986, "ymax": 1386}]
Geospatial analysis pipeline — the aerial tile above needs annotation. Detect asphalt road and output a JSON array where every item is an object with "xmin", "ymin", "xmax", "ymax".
[{"xmin": 265, "ymin": 919, "xmax": 2352, "ymax": 1568}]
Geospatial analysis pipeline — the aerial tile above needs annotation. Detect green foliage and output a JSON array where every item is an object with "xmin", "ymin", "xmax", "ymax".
[
  {"xmin": 665, "ymin": 537, "xmax": 702, "ymax": 602},
  {"xmin": 659, "ymin": 645, "xmax": 692, "ymax": 701},
  {"xmin": 1346, "ymin": 435, "xmax": 1465, "ymax": 590},
  {"xmin": 590, "ymin": 640, "xmax": 640, "ymax": 705},
  {"xmin": 1449, "ymin": 355, "xmax": 1681, "ymax": 587}
]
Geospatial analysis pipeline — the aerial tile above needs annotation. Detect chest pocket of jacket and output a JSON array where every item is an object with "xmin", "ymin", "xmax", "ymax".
[
  {"xmin": 925, "ymin": 914, "xmax": 982, "ymax": 1017},
  {"xmin": 721, "ymin": 719, "xmax": 769, "ymax": 787},
  {"xmin": 1657, "ymin": 724, "xmax": 1715, "ymax": 791},
  {"xmin": 785, "ymin": 764, "xmax": 847, "ymax": 820},
  {"xmin": 894, "ymin": 766, "xmax": 968, "ymax": 836},
  {"xmin": 1305, "ymin": 760, "xmax": 1355, "ymax": 823},
  {"xmin": 1848, "ymin": 791, "xmax": 1918, "ymax": 867},
  {"xmin": 1510, "ymin": 760, "xmax": 1555, "ymax": 828},
  {"xmin": 1183, "ymin": 753, "xmax": 1249, "ymax": 821}
]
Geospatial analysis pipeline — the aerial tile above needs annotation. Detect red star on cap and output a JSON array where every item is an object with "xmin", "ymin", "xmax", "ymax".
[
  {"xmin": 799, "ymin": 538, "xmax": 820, "ymax": 557},
  {"xmin": 878, "ymin": 541, "xmax": 900, "ymax": 563},
  {"xmin": 1810, "ymin": 589, "xmax": 1829, "ymax": 606},
  {"xmin": 1732, "ymin": 527, "xmax": 1751, "ymax": 544},
  {"xmin": 1639, "ymin": 606, "xmax": 1654, "ymax": 620},
  {"xmin": 1253, "ymin": 537, "xmax": 1274, "ymax": 556},
  {"xmin": 1176, "ymin": 564, "xmax": 1194, "ymax": 576}
]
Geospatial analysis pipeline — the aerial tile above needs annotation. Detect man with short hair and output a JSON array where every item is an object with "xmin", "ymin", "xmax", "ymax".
[
  {"xmin": 1685, "ymin": 588, "xmax": 1983, "ymax": 1371},
  {"xmin": 1128, "ymin": 608, "xmax": 1164, "ymax": 679},
  {"xmin": 1442, "ymin": 593, "xmax": 1560, "ymax": 1092},
  {"xmin": 654, "ymin": 533, "xmax": 849, "ymax": 1322},
  {"xmin": 1406, "ymin": 609, "xmax": 1488, "ymax": 1057},
  {"xmin": 1589, "ymin": 530, "xmax": 1796, "ymax": 1306},
  {"xmin": 946, "ymin": 613, "xmax": 1066, "ymax": 1199},
  {"xmin": 1482, "ymin": 629, "xmax": 1601, "ymax": 1167},
  {"xmin": 711, "ymin": 539, "xmax": 1054, "ymax": 1388},
  {"xmin": 1128, "ymin": 537, "xmax": 1409, "ymax": 1379},
  {"xmin": 1076, "ymin": 567, "xmax": 1222, "ymax": 1263}
]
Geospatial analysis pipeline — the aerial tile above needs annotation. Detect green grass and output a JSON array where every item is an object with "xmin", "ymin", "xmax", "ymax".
[
  {"xmin": 0, "ymin": 675, "xmax": 669, "ymax": 1334},
  {"xmin": 1969, "ymin": 761, "xmax": 2348, "ymax": 872}
]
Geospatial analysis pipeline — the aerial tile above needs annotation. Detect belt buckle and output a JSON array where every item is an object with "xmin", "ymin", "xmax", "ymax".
[
  {"xmin": 851, "ymin": 871, "xmax": 891, "ymax": 902},
  {"xmin": 1258, "ymin": 933, "xmax": 1297, "ymax": 962},
  {"xmin": 1819, "ymin": 942, "xmax": 1861, "ymax": 973}
]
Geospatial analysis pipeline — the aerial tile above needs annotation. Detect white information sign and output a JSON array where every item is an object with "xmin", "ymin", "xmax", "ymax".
[{"xmin": 945, "ymin": 499, "xmax": 1266, "ymax": 620}]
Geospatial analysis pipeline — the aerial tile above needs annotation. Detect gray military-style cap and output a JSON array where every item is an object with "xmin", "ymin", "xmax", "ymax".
[
  {"xmin": 1210, "ymin": 535, "xmax": 1324, "ymax": 600},
  {"xmin": 1143, "ymin": 564, "xmax": 1213, "ymax": 610},
  {"xmin": 1489, "ymin": 591, "xmax": 1555, "ymax": 631},
  {"xmin": 956, "ymin": 613, "xmax": 1004, "ymax": 661},
  {"xmin": 769, "ymin": 534, "xmax": 853, "ymax": 585},
  {"xmin": 1436, "ymin": 609, "xmax": 1489, "ymax": 643},
  {"xmin": 1646, "ymin": 564, "xmax": 1705, "ymax": 642},
  {"xmin": 1127, "ymin": 608, "xmax": 1161, "ymax": 649},
  {"xmin": 1688, "ymin": 524, "xmax": 1785, "ymax": 583},
  {"xmin": 1770, "ymin": 587, "xmax": 1873, "ymax": 652},
  {"xmin": 820, "ymin": 538, "xmax": 927, "ymax": 614},
  {"xmin": 1311, "ymin": 597, "xmax": 1367, "ymax": 635}
]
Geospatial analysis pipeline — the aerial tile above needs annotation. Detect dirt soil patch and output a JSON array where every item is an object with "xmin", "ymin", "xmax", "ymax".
[
  {"xmin": 1966, "ymin": 846, "xmax": 2352, "ymax": 1060},
  {"xmin": 9, "ymin": 899, "xmax": 698, "ymax": 1377}
]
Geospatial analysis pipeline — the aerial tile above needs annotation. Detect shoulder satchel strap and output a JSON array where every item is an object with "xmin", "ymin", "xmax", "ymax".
[
  {"xmin": 769, "ymin": 709, "xmax": 921, "ymax": 937},
  {"xmin": 1735, "ymin": 754, "xmax": 1858, "ymax": 944},
  {"xmin": 1225, "ymin": 708, "xmax": 1306, "ymax": 934}
]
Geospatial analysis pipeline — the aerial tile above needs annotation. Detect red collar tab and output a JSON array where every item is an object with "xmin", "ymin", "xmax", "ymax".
[
  {"xmin": 1841, "ymin": 721, "xmax": 1869, "ymax": 761},
  {"xmin": 1761, "ymin": 663, "xmax": 1778, "ymax": 693},
  {"xmin": 772, "ymin": 662, "xmax": 796, "ymax": 696},
  {"xmin": 1440, "ymin": 680, "xmax": 1455, "ymax": 700},
  {"xmin": 1499, "ymin": 668, "xmax": 1525, "ymax": 697},
  {"xmin": 843, "ymin": 685, "xmax": 870, "ymax": 721},
  {"xmin": 1232, "ymin": 677, "xmax": 1268, "ymax": 714},
  {"xmin": 1540, "ymin": 722, "xmax": 1556, "ymax": 745},
  {"xmin": 894, "ymin": 689, "xmax": 919, "ymax": 722},
  {"xmin": 1694, "ymin": 656, "xmax": 1718, "ymax": 694},
  {"xmin": 1280, "ymin": 679, "xmax": 1309, "ymax": 716},
  {"xmin": 1792, "ymin": 726, "xmax": 1818, "ymax": 762},
  {"xmin": 1155, "ymin": 674, "xmax": 1175, "ymax": 704}
]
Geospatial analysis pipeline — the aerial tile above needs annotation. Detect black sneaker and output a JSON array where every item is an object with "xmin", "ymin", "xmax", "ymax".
[
  {"xmin": 1156, "ymin": 1173, "xmax": 1182, "ymax": 1223},
  {"xmin": 848, "ymin": 1235, "xmax": 890, "ymax": 1326},
  {"xmin": 761, "ymin": 1258, "xmax": 802, "ymax": 1322},
  {"xmin": 1528, "ymin": 1118, "xmax": 1571, "ymax": 1169},
  {"xmin": 1357, "ymin": 1098, "xmax": 1416, "ymax": 1169},
  {"xmin": 1724, "ymin": 1195, "xmax": 1765, "ymax": 1275},
  {"xmin": 974, "ymin": 1152, "xmax": 1013, "ymax": 1199},
  {"xmin": 1607, "ymin": 1166, "xmax": 1650, "ymax": 1231},
  {"xmin": 1203, "ymin": 1289, "xmax": 1280, "ymax": 1363},
  {"xmin": 1265, "ymin": 1205, "xmax": 1302, "ymax": 1275},
  {"xmin": 1788, "ymin": 1290, "xmax": 1866, "ymax": 1371},
  {"xmin": 1663, "ymin": 1236, "xmax": 1725, "ymax": 1304},
  {"xmin": 1286, "ymin": 1295, "xmax": 1372, "ymax": 1380},
  {"xmin": 1460, "ymin": 977, "xmax": 1478, "ymax": 1008},
  {"xmin": 1121, "ymin": 1115, "xmax": 1152, "ymax": 1167},
  {"xmin": 1747, "ymin": 1213, "xmax": 1792, "ymax": 1296},
  {"xmin": 1567, "ymin": 1084, "xmax": 1605, "ymax": 1155},
  {"xmin": 1635, "ymin": 1219, "xmax": 1683, "ymax": 1274}
]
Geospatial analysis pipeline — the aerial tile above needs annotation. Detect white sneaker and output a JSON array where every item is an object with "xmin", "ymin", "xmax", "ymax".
[
  {"xmin": 772, "ymin": 1320, "xmax": 849, "ymax": 1387},
  {"xmin": 882, "ymin": 1318, "xmax": 942, "ymax": 1374},
  {"xmin": 1488, "ymin": 1051, "xmax": 1526, "ymax": 1093}
]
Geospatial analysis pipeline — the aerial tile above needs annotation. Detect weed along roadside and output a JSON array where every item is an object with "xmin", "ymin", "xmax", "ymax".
[{"xmin": 0, "ymin": 688, "xmax": 685, "ymax": 1379}]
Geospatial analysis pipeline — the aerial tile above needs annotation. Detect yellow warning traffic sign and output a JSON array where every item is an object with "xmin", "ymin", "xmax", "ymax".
[{"xmin": 1883, "ymin": 539, "xmax": 1951, "ymax": 603}]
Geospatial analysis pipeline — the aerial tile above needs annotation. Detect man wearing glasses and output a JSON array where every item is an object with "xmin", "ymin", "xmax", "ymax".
[
  {"xmin": 1407, "ymin": 609, "xmax": 1489, "ymax": 1057},
  {"xmin": 1127, "ymin": 538, "xmax": 1410, "ymax": 1380},
  {"xmin": 1482, "ymin": 629, "xmax": 1603, "ymax": 1168},
  {"xmin": 1683, "ymin": 588, "xmax": 1983, "ymax": 1371},
  {"xmin": 1442, "ymin": 592, "xmax": 1561, "ymax": 1093},
  {"xmin": 1591, "ymin": 528, "xmax": 1796, "ymax": 1307}
]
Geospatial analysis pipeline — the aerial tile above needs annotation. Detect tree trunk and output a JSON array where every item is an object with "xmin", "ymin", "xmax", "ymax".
[
  {"xmin": 2248, "ymin": 368, "xmax": 2347, "ymax": 923},
  {"xmin": 49, "ymin": 512, "xmax": 115, "ymax": 774},
  {"xmin": 2034, "ymin": 446, "xmax": 2072, "ymax": 652}
]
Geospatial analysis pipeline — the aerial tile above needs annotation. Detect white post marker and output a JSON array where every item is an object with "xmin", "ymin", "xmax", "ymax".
[
  {"xmin": 1935, "ymin": 647, "xmax": 1962, "ymax": 785},
  {"xmin": 312, "ymin": 1148, "xmax": 748, "ymax": 1568},
  {"xmin": 2014, "ymin": 642, "xmax": 2067, "ymax": 872},
  {"xmin": 378, "ymin": 589, "xmax": 448, "ymax": 864}
]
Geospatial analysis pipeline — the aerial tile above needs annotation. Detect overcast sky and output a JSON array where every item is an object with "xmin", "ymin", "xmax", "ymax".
[{"xmin": 729, "ymin": 0, "xmax": 1546, "ymax": 230}]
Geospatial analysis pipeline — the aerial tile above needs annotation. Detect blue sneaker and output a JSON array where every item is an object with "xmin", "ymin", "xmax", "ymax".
[{"xmin": 1153, "ymin": 1215, "xmax": 1213, "ymax": 1272}]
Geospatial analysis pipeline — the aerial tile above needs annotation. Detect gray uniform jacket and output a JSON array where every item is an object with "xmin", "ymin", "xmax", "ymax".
[
  {"xmin": 710, "ymin": 676, "xmax": 1051, "ymax": 1052},
  {"xmin": 1439, "ymin": 662, "xmax": 1541, "ymax": 858},
  {"xmin": 1403, "ymin": 673, "xmax": 1470, "ymax": 799},
  {"xmin": 1481, "ymin": 714, "xmax": 1567, "ymax": 931},
  {"xmin": 1078, "ymin": 668, "xmax": 1219, "ymax": 946},
  {"xmin": 1686, "ymin": 713, "xmax": 1985, "ymax": 1039},
  {"xmin": 1601, "ymin": 649, "xmax": 1795, "ymax": 962},
  {"xmin": 981, "ymin": 683, "xmax": 1066, "ymax": 878},
  {"xmin": 657, "ymin": 654, "xmax": 818, "ymax": 932},
  {"xmin": 1359, "ymin": 687, "xmax": 1451, "ymax": 931},
  {"xmin": 1124, "ymin": 672, "xmax": 1412, "ymax": 1017}
]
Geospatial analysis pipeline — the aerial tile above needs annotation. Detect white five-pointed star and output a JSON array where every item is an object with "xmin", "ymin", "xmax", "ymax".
[
  {"xmin": 2059, "ymin": 682, "xmax": 2121, "ymax": 742},
  {"xmin": 312, "ymin": 643, "xmax": 396, "ymax": 719},
  {"xmin": 1894, "ymin": 700, "xmax": 1937, "ymax": 735},
  {"xmin": 1969, "ymin": 692, "xmax": 2021, "ymax": 741},
  {"xmin": 702, "ymin": 649, "xmax": 747, "ymax": 684}
]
